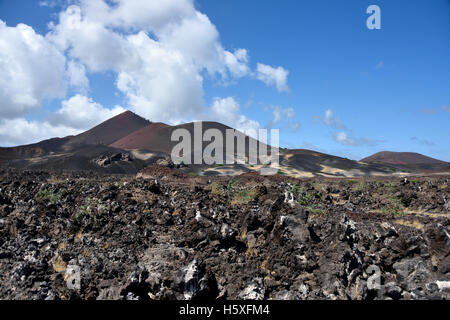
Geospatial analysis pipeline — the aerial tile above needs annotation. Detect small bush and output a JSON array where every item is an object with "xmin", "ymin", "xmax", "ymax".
[
  {"xmin": 382, "ymin": 197, "xmax": 405, "ymax": 215},
  {"xmin": 211, "ymin": 183, "xmax": 225, "ymax": 198},
  {"xmin": 74, "ymin": 197, "xmax": 110, "ymax": 226},
  {"xmin": 307, "ymin": 206, "xmax": 326, "ymax": 216},
  {"xmin": 231, "ymin": 188, "xmax": 257, "ymax": 205},
  {"xmin": 352, "ymin": 181, "xmax": 369, "ymax": 192},
  {"xmin": 225, "ymin": 177, "xmax": 238, "ymax": 195},
  {"xmin": 290, "ymin": 185, "xmax": 318, "ymax": 206},
  {"xmin": 35, "ymin": 189, "xmax": 63, "ymax": 204}
]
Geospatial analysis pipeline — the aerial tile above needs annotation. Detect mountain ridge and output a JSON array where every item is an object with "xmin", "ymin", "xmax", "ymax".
[{"xmin": 1, "ymin": 111, "xmax": 448, "ymax": 175}]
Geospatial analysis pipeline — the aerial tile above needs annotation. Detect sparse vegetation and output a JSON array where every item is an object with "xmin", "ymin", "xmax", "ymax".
[
  {"xmin": 211, "ymin": 183, "xmax": 225, "ymax": 198},
  {"xmin": 35, "ymin": 188, "xmax": 63, "ymax": 204},
  {"xmin": 231, "ymin": 188, "xmax": 257, "ymax": 205},
  {"xmin": 382, "ymin": 182, "xmax": 397, "ymax": 195},
  {"xmin": 298, "ymin": 192, "xmax": 315, "ymax": 206},
  {"xmin": 290, "ymin": 185, "xmax": 319, "ymax": 206},
  {"xmin": 340, "ymin": 180, "xmax": 358, "ymax": 188},
  {"xmin": 74, "ymin": 197, "xmax": 110, "ymax": 226},
  {"xmin": 307, "ymin": 206, "xmax": 326, "ymax": 216},
  {"xmin": 382, "ymin": 196, "xmax": 405, "ymax": 215},
  {"xmin": 352, "ymin": 181, "xmax": 369, "ymax": 192},
  {"xmin": 225, "ymin": 177, "xmax": 239, "ymax": 195}
]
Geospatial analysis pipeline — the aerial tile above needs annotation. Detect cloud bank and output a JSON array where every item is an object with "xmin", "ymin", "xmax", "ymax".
[{"xmin": 0, "ymin": 0, "xmax": 291, "ymax": 146}]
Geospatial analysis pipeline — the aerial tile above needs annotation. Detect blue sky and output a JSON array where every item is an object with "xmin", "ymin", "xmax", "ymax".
[{"xmin": 0, "ymin": 0, "xmax": 449, "ymax": 161}]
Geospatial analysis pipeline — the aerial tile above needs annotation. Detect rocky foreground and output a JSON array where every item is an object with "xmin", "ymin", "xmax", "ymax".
[{"xmin": 0, "ymin": 168, "xmax": 449, "ymax": 300}]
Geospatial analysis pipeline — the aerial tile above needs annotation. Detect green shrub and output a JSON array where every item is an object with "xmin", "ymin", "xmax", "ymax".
[
  {"xmin": 307, "ymin": 206, "xmax": 326, "ymax": 216},
  {"xmin": 382, "ymin": 197, "xmax": 405, "ymax": 215},
  {"xmin": 74, "ymin": 197, "xmax": 110, "ymax": 226},
  {"xmin": 352, "ymin": 181, "xmax": 369, "ymax": 192},
  {"xmin": 225, "ymin": 177, "xmax": 239, "ymax": 195},
  {"xmin": 35, "ymin": 189, "xmax": 63, "ymax": 204},
  {"xmin": 290, "ymin": 185, "xmax": 318, "ymax": 206},
  {"xmin": 231, "ymin": 188, "xmax": 257, "ymax": 205},
  {"xmin": 211, "ymin": 183, "xmax": 225, "ymax": 197}
]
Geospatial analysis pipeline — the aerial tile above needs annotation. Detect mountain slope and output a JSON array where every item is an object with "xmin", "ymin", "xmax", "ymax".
[
  {"xmin": 0, "ymin": 137, "xmax": 73, "ymax": 163},
  {"xmin": 7, "ymin": 145, "xmax": 147, "ymax": 174},
  {"xmin": 110, "ymin": 121, "xmax": 264, "ymax": 156},
  {"xmin": 63, "ymin": 110, "xmax": 150, "ymax": 150},
  {"xmin": 110, "ymin": 122, "xmax": 170, "ymax": 151}
]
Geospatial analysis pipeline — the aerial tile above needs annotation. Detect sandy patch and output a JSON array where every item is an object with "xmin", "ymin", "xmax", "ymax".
[
  {"xmin": 394, "ymin": 219, "xmax": 424, "ymax": 230},
  {"xmin": 130, "ymin": 150, "xmax": 157, "ymax": 160}
]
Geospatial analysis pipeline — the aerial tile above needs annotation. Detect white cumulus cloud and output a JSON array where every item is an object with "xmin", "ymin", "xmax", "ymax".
[
  {"xmin": 265, "ymin": 105, "xmax": 300, "ymax": 130},
  {"xmin": 0, "ymin": 94, "xmax": 125, "ymax": 146},
  {"xmin": 323, "ymin": 109, "xmax": 347, "ymax": 130},
  {"xmin": 0, "ymin": 118, "xmax": 80, "ymax": 147},
  {"xmin": 335, "ymin": 132, "xmax": 354, "ymax": 145},
  {"xmin": 67, "ymin": 60, "xmax": 89, "ymax": 91},
  {"xmin": 334, "ymin": 131, "xmax": 380, "ymax": 147},
  {"xmin": 210, "ymin": 97, "xmax": 260, "ymax": 137},
  {"xmin": 0, "ymin": 20, "xmax": 67, "ymax": 119},
  {"xmin": 49, "ymin": 94, "xmax": 125, "ymax": 130},
  {"xmin": 256, "ymin": 63, "xmax": 290, "ymax": 93},
  {"xmin": 44, "ymin": 1, "xmax": 256, "ymax": 124}
]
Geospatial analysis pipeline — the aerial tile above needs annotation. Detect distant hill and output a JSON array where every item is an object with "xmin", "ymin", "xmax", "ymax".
[
  {"xmin": 361, "ymin": 151, "xmax": 447, "ymax": 165},
  {"xmin": 360, "ymin": 151, "xmax": 450, "ymax": 174}
]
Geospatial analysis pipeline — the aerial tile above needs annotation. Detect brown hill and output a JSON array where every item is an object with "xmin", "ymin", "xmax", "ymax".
[
  {"xmin": 63, "ymin": 110, "xmax": 150, "ymax": 150},
  {"xmin": 361, "ymin": 151, "xmax": 447, "ymax": 165},
  {"xmin": 110, "ymin": 122, "xmax": 170, "ymax": 151},
  {"xmin": 110, "ymin": 121, "xmax": 264, "ymax": 157}
]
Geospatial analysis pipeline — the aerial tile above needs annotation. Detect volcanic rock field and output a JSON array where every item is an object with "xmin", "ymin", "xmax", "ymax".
[{"xmin": 0, "ymin": 167, "xmax": 449, "ymax": 300}]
